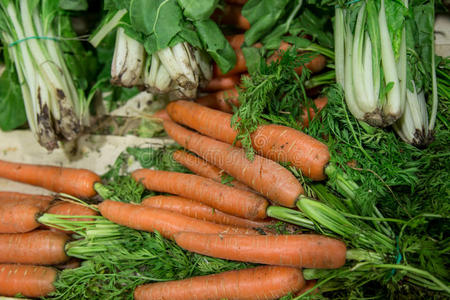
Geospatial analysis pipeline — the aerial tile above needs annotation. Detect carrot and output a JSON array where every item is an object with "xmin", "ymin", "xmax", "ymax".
[
  {"xmin": 172, "ymin": 150, "xmax": 252, "ymax": 192},
  {"xmin": 0, "ymin": 159, "xmax": 100, "ymax": 198},
  {"xmin": 134, "ymin": 265, "xmax": 305, "ymax": 300},
  {"xmin": 163, "ymin": 120, "xmax": 304, "ymax": 207},
  {"xmin": 226, "ymin": 34, "xmax": 246, "ymax": 50},
  {"xmin": 141, "ymin": 195, "xmax": 274, "ymax": 230},
  {"xmin": 0, "ymin": 191, "xmax": 54, "ymax": 210},
  {"xmin": 151, "ymin": 108, "xmax": 171, "ymax": 122},
  {"xmin": 46, "ymin": 201, "xmax": 98, "ymax": 219},
  {"xmin": 55, "ymin": 257, "xmax": 81, "ymax": 270},
  {"xmin": 203, "ymin": 74, "xmax": 242, "ymax": 92},
  {"xmin": 212, "ymin": 5, "xmax": 250, "ymax": 31},
  {"xmin": 175, "ymin": 232, "xmax": 347, "ymax": 269},
  {"xmin": 0, "ymin": 230, "xmax": 69, "ymax": 265},
  {"xmin": 295, "ymin": 280, "xmax": 320, "ymax": 297},
  {"xmin": 132, "ymin": 168, "xmax": 269, "ymax": 219},
  {"xmin": 195, "ymin": 87, "xmax": 239, "ymax": 113},
  {"xmin": 98, "ymin": 200, "xmax": 258, "ymax": 239},
  {"xmin": 0, "ymin": 203, "xmax": 42, "ymax": 233},
  {"xmin": 301, "ymin": 96, "xmax": 328, "ymax": 128},
  {"xmin": 0, "ymin": 264, "xmax": 57, "ymax": 297},
  {"xmin": 166, "ymin": 101, "xmax": 330, "ymax": 181}
]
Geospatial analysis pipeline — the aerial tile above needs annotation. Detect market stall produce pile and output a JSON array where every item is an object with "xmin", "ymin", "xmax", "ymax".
[{"xmin": 0, "ymin": 0, "xmax": 449, "ymax": 299}]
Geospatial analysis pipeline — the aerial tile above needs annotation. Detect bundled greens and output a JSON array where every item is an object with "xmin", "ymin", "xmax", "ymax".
[
  {"xmin": 89, "ymin": 0, "xmax": 235, "ymax": 99},
  {"xmin": 0, "ymin": 0, "xmax": 96, "ymax": 150}
]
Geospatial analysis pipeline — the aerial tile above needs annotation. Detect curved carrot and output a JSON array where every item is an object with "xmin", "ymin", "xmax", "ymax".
[
  {"xmin": 141, "ymin": 195, "xmax": 274, "ymax": 230},
  {"xmin": 212, "ymin": 5, "xmax": 250, "ymax": 31},
  {"xmin": 132, "ymin": 169, "xmax": 269, "ymax": 219},
  {"xmin": 203, "ymin": 74, "xmax": 242, "ymax": 92},
  {"xmin": 0, "ymin": 264, "xmax": 57, "ymax": 297},
  {"xmin": 0, "ymin": 203, "xmax": 42, "ymax": 233},
  {"xmin": 166, "ymin": 100, "xmax": 330, "ymax": 181},
  {"xmin": 175, "ymin": 232, "xmax": 347, "ymax": 269},
  {"xmin": 0, "ymin": 191, "xmax": 54, "ymax": 210},
  {"xmin": 301, "ymin": 96, "xmax": 328, "ymax": 128},
  {"xmin": 0, "ymin": 230, "xmax": 69, "ymax": 265},
  {"xmin": 172, "ymin": 150, "xmax": 252, "ymax": 192},
  {"xmin": 98, "ymin": 200, "xmax": 258, "ymax": 239},
  {"xmin": 163, "ymin": 120, "xmax": 304, "ymax": 207},
  {"xmin": 0, "ymin": 159, "xmax": 100, "ymax": 198},
  {"xmin": 134, "ymin": 265, "xmax": 305, "ymax": 300},
  {"xmin": 195, "ymin": 87, "xmax": 239, "ymax": 113}
]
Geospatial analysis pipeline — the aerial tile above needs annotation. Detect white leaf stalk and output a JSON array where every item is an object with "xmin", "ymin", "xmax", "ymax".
[
  {"xmin": 111, "ymin": 27, "xmax": 145, "ymax": 87},
  {"xmin": 1, "ymin": 0, "xmax": 89, "ymax": 150},
  {"xmin": 334, "ymin": 0, "xmax": 407, "ymax": 127}
]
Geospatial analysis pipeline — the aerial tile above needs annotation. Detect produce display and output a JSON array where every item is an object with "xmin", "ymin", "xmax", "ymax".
[{"xmin": 0, "ymin": 0, "xmax": 449, "ymax": 299}]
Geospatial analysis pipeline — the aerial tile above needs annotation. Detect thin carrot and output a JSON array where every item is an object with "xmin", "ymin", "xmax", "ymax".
[
  {"xmin": 203, "ymin": 74, "xmax": 242, "ymax": 92},
  {"xmin": 163, "ymin": 120, "xmax": 304, "ymax": 207},
  {"xmin": 175, "ymin": 232, "xmax": 347, "ymax": 269},
  {"xmin": 0, "ymin": 159, "xmax": 101, "ymax": 198},
  {"xmin": 141, "ymin": 195, "xmax": 274, "ymax": 230},
  {"xmin": 295, "ymin": 280, "xmax": 320, "ymax": 297},
  {"xmin": 132, "ymin": 168, "xmax": 269, "ymax": 219},
  {"xmin": 151, "ymin": 108, "xmax": 171, "ymax": 122},
  {"xmin": 134, "ymin": 265, "xmax": 305, "ymax": 300},
  {"xmin": 172, "ymin": 150, "xmax": 252, "ymax": 192},
  {"xmin": 0, "ymin": 191, "xmax": 54, "ymax": 210},
  {"xmin": 0, "ymin": 230, "xmax": 69, "ymax": 265},
  {"xmin": 55, "ymin": 258, "xmax": 81, "ymax": 270},
  {"xmin": 0, "ymin": 264, "xmax": 57, "ymax": 298},
  {"xmin": 0, "ymin": 203, "xmax": 42, "ymax": 233},
  {"xmin": 195, "ymin": 87, "xmax": 239, "ymax": 113},
  {"xmin": 301, "ymin": 96, "xmax": 328, "ymax": 128},
  {"xmin": 212, "ymin": 5, "xmax": 250, "ymax": 31},
  {"xmin": 166, "ymin": 100, "xmax": 330, "ymax": 181},
  {"xmin": 98, "ymin": 200, "xmax": 258, "ymax": 239}
]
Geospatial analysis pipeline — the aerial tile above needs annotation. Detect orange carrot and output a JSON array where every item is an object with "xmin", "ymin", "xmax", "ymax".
[
  {"xmin": 226, "ymin": 34, "xmax": 246, "ymax": 50},
  {"xmin": 98, "ymin": 200, "xmax": 258, "ymax": 239},
  {"xmin": 0, "ymin": 203, "xmax": 42, "ymax": 233},
  {"xmin": 195, "ymin": 87, "xmax": 239, "ymax": 113},
  {"xmin": 55, "ymin": 257, "xmax": 81, "ymax": 270},
  {"xmin": 295, "ymin": 280, "xmax": 320, "ymax": 297},
  {"xmin": 0, "ymin": 191, "xmax": 54, "ymax": 210},
  {"xmin": 301, "ymin": 96, "xmax": 328, "ymax": 128},
  {"xmin": 132, "ymin": 169, "xmax": 268, "ymax": 219},
  {"xmin": 163, "ymin": 120, "xmax": 304, "ymax": 207},
  {"xmin": 212, "ymin": 5, "xmax": 250, "ymax": 31},
  {"xmin": 134, "ymin": 265, "xmax": 305, "ymax": 300},
  {"xmin": 141, "ymin": 195, "xmax": 274, "ymax": 230},
  {"xmin": 172, "ymin": 150, "xmax": 252, "ymax": 192},
  {"xmin": 0, "ymin": 264, "xmax": 57, "ymax": 297},
  {"xmin": 0, "ymin": 160, "xmax": 101, "ymax": 198},
  {"xmin": 0, "ymin": 230, "xmax": 69, "ymax": 265},
  {"xmin": 203, "ymin": 74, "xmax": 242, "ymax": 92},
  {"xmin": 151, "ymin": 108, "xmax": 171, "ymax": 122},
  {"xmin": 166, "ymin": 101, "xmax": 330, "ymax": 181},
  {"xmin": 175, "ymin": 232, "xmax": 347, "ymax": 269}
]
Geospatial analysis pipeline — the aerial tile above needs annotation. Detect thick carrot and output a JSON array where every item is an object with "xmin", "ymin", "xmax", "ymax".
[
  {"xmin": 0, "ymin": 159, "xmax": 100, "ymax": 198},
  {"xmin": 132, "ymin": 169, "xmax": 269, "ymax": 219},
  {"xmin": 301, "ymin": 96, "xmax": 328, "ymax": 128},
  {"xmin": 163, "ymin": 120, "xmax": 304, "ymax": 206},
  {"xmin": 212, "ymin": 5, "xmax": 250, "ymax": 31},
  {"xmin": 0, "ymin": 264, "xmax": 57, "ymax": 297},
  {"xmin": 0, "ymin": 230, "xmax": 69, "ymax": 265},
  {"xmin": 166, "ymin": 101, "xmax": 330, "ymax": 181},
  {"xmin": 203, "ymin": 74, "xmax": 242, "ymax": 92},
  {"xmin": 141, "ymin": 195, "xmax": 274, "ymax": 230},
  {"xmin": 175, "ymin": 232, "xmax": 347, "ymax": 269},
  {"xmin": 134, "ymin": 265, "xmax": 305, "ymax": 300},
  {"xmin": 195, "ymin": 87, "xmax": 239, "ymax": 113},
  {"xmin": 0, "ymin": 203, "xmax": 42, "ymax": 233},
  {"xmin": 0, "ymin": 191, "xmax": 54, "ymax": 210},
  {"xmin": 172, "ymin": 150, "xmax": 252, "ymax": 192},
  {"xmin": 98, "ymin": 200, "xmax": 258, "ymax": 239}
]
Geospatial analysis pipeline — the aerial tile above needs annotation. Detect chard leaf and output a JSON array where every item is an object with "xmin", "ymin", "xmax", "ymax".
[
  {"xmin": 130, "ymin": 0, "xmax": 182, "ymax": 51},
  {"xmin": 177, "ymin": 0, "xmax": 219, "ymax": 20},
  {"xmin": 194, "ymin": 19, "xmax": 236, "ymax": 74},
  {"xmin": 384, "ymin": 0, "xmax": 407, "ymax": 58},
  {"xmin": 104, "ymin": 0, "xmax": 130, "ymax": 10},
  {"xmin": 288, "ymin": 8, "xmax": 333, "ymax": 48},
  {"xmin": 0, "ymin": 68, "xmax": 27, "ymax": 131},
  {"xmin": 242, "ymin": 46, "xmax": 262, "ymax": 75},
  {"xmin": 59, "ymin": 0, "xmax": 88, "ymax": 11}
]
